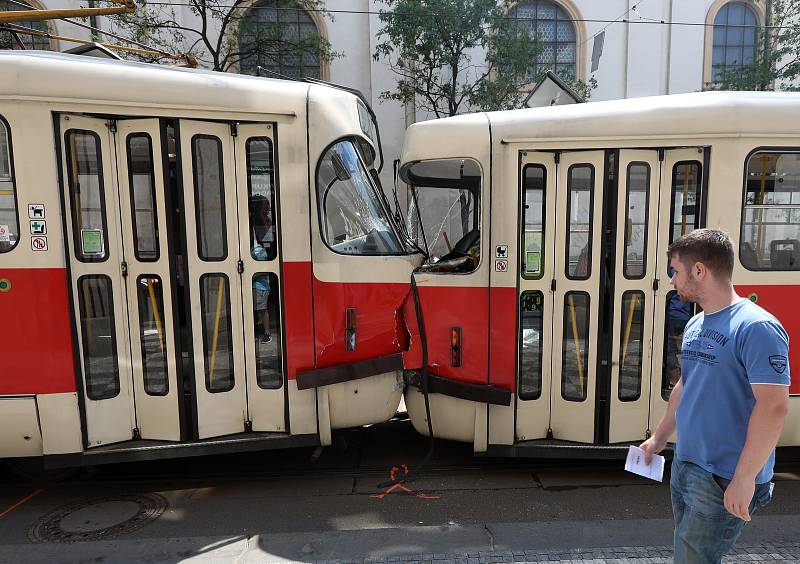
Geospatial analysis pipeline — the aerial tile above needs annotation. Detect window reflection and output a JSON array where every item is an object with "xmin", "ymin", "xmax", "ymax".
[{"xmin": 317, "ymin": 139, "xmax": 402, "ymax": 255}]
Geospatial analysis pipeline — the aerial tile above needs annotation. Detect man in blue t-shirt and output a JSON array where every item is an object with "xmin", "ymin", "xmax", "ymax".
[{"xmin": 640, "ymin": 228, "xmax": 790, "ymax": 564}]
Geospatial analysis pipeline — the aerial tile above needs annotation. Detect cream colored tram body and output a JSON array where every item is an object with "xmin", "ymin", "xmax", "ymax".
[
  {"xmin": 399, "ymin": 92, "xmax": 800, "ymax": 455},
  {"xmin": 0, "ymin": 51, "xmax": 419, "ymax": 468}
]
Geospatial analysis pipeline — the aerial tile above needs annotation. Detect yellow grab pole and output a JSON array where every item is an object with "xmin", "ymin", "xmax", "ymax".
[
  {"xmin": 680, "ymin": 165, "xmax": 690, "ymax": 236},
  {"xmin": 567, "ymin": 295, "xmax": 585, "ymax": 396},
  {"xmin": 442, "ymin": 232, "xmax": 453, "ymax": 253},
  {"xmin": 145, "ymin": 278, "xmax": 165, "ymax": 354},
  {"xmin": 208, "ymin": 278, "xmax": 225, "ymax": 387},
  {"xmin": 620, "ymin": 294, "xmax": 638, "ymax": 369}
]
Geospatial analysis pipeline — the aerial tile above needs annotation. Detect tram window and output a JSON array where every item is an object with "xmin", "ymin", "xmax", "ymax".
[
  {"xmin": 66, "ymin": 130, "xmax": 109, "ymax": 262},
  {"xmin": 317, "ymin": 139, "xmax": 403, "ymax": 256},
  {"xmin": 192, "ymin": 135, "xmax": 228, "ymax": 261},
  {"xmin": 561, "ymin": 291, "xmax": 590, "ymax": 402},
  {"xmin": 200, "ymin": 274, "xmax": 235, "ymax": 393},
  {"xmin": 661, "ymin": 290, "xmax": 695, "ymax": 400},
  {"xmin": 77, "ymin": 275, "xmax": 121, "ymax": 400},
  {"xmin": 127, "ymin": 134, "xmax": 159, "ymax": 262},
  {"xmin": 618, "ymin": 291, "xmax": 645, "ymax": 402},
  {"xmin": 624, "ymin": 163, "xmax": 650, "ymax": 279},
  {"xmin": 246, "ymin": 137, "xmax": 277, "ymax": 262},
  {"xmin": 252, "ymin": 272, "xmax": 283, "ymax": 389},
  {"xmin": 565, "ymin": 165, "xmax": 594, "ymax": 280},
  {"xmin": 403, "ymin": 158, "xmax": 481, "ymax": 272},
  {"xmin": 136, "ymin": 275, "xmax": 168, "ymax": 396},
  {"xmin": 0, "ymin": 116, "xmax": 19, "ymax": 253},
  {"xmin": 740, "ymin": 151, "xmax": 800, "ymax": 271},
  {"xmin": 522, "ymin": 165, "xmax": 545, "ymax": 279},
  {"xmin": 519, "ymin": 291, "xmax": 544, "ymax": 400},
  {"xmin": 669, "ymin": 161, "xmax": 701, "ymax": 244}
]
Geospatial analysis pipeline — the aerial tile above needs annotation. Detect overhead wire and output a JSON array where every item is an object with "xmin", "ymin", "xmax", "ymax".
[
  {"xmin": 2, "ymin": 0, "xmax": 182, "ymax": 59},
  {"xmin": 130, "ymin": 1, "xmax": 796, "ymax": 30}
]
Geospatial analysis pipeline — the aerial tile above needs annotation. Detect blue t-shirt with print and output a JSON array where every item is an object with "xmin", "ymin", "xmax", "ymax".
[{"xmin": 676, "ymin": 298, "xmax": 791, "ymax": 484}]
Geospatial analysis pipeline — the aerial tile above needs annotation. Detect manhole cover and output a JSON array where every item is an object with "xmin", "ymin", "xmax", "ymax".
[{"xmin": 29, "ymin": 493, "xmax": 167, "ymax": 543}]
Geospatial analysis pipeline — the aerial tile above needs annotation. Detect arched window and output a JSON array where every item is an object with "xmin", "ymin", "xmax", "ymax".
[
  {"xmin": 512, "ymin": 0, "xmax": 577, "ymax": 82},
  {"xmin": 0, "ymin": 0, "xmax": 52, "ymax": 50},
  {"xmin": 237, "ymin": 0, "xmax": 322, "ymax": 79},
  {"xmin": 711, "ymin": 2, "xmax": 759, "ymax": 81}
]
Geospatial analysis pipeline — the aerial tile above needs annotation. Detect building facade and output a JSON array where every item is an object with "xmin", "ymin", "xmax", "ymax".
[{"xmin": 0, "ymin": 0, "xmax": 770, "ymax": 182}]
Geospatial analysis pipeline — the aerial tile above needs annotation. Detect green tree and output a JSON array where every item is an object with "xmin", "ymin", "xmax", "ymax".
[
  {"xmin": 105, "ymin": 0, "xmax": 338, "ymax": 75},
  {"xmin": 374, "ymin": 0, "xmax": 594, "ymax": 117},
  {"xmin": 708, "ymin": 0, "xmax": 800, "ymax": 91}
]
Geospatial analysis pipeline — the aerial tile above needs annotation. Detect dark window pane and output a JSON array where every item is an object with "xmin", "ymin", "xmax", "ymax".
[
  {"xmin": 0, "ymin": 0, "xmax": 51, "ymax": 50},
  {"xmin": 0, "ymin": 116, "xmax": 18, "ymax": 253},
  {"xmin": 66, "ymin": 130, "xmax": 109, "ymax": 262},
  {"xmin": 562, "ymin": 292, "xmax": 590, "ymax": 402},
  {"xmin": 127, "ymin": 134, "xmax": 159, "ymax": 262},
  {"xmin": 78, "ymin": 275, "xmax": 120, "ymax": 400},
  {"xmin": 136, "ymin": 276, "xmax": 168, "ymax": 396},
  {"xmin": 522, "ymin": 164, "xmax": 545, "ymax": 279},
  {"xmin": 238, "ymin": 0, "xmax": 321, "ymax": 78},
  {"xmin": 618, "ymin": 291, "xmax": 645, "ymax": 402},
  {"xmin": 247, "ymin": 137, "xmax": 277, "ymax": 261},
  {"xmin": 624, "ymin": 162, "xmax": 650, "ymax": 279},
  {"xmin": 741, "ymin": 152, "xmax": 800, "ymax": 270},
  {"xmin": 566, "ymin": 164, "xmax": 594, "ymax": 279},
  {"xmin": 514, "ymin": 1, "xmax": 576, "ymax": 82},
  {"xmin": 519, "ymin": 291, "xmax": 544, "ymax": 400},
  {"xmin": 669, "ymin": 162, "xmax": 701, "ymax": 244},
  {"xmin": 252, "ymin": 272, "xmax": 283, "ymax": 389},
  {"xmin": 201, "ymin": 274, "xmax": 235, "ymax": 393},
  {"xmin": 662, "ymin": 291, "xmax": 695, "ymax": 401},
  {"xmin": 192, "ymin": 136, "xmax": 227, "ymax": 261}
]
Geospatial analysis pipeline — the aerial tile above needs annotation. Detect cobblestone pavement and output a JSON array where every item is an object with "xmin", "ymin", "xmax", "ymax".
[{"xmin": 318, "ymin": 542, "xmax": 800, "ymax": 563}]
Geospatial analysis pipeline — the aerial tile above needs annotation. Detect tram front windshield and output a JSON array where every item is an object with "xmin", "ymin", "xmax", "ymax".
[{"xmin": 317, "ymin": 139, "xmax": 404, "ymax": 255}]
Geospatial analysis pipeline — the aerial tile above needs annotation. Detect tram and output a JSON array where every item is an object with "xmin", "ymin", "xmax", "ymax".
[
  {"xmin": 0, "ymin": 51, "xmax": 420, "ymax": 470},
  {"xmin": 398, "ymin": 92, "xmax": 800, "ymax": 455}
]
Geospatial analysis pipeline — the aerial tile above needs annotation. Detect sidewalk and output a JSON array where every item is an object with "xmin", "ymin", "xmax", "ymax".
[{"xmin": 1, "ymin": 517, "xmax": 798, "ymax": 563}]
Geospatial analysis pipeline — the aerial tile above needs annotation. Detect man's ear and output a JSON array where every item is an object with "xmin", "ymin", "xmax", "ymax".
[{"xmin": 693, "ymin": 261, "xmax": 706, "ymax": 279}]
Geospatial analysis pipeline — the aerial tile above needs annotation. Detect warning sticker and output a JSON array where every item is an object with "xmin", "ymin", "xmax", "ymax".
[
  {"xmin": 495, "ymin": 259, "xmax": 508, "ymax": 272},
  {"xmin": 31, "ymin": 236, "xmax": 48, "ymax": 251},
  {"xmin": 0, "ymin": 224, "xmax": 9, "ymax": 242}
]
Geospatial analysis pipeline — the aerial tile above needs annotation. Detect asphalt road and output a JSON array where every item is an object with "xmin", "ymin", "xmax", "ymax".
[{"xmin": 1, "ymin": 419, "xmax": 799, "ymax": 562}]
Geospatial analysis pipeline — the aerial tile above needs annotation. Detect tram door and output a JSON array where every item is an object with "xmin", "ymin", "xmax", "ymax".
[
  {"xmin": 607, "ymin": 149, "xmax": 704, "ymax": 442},
  {"xmin": 61, "ymin": 115, "xmax": 181, "ymax": 447},
  {"xmin": 178, "ymin": 121, "xmax": 284, "ymax": 439},
  {"xmin": 516, "ymin": 151, "xmax": 605, "ymax": 443}
]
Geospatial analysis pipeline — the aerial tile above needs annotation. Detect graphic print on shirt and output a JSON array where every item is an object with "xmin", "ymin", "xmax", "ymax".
[
  {"xmin": 769, "ymin": 355, "xmax": 788, "ymax": 374},
  {"xmin": 681, "ymin": 327, "xmax": 730, "ymax": 367}
]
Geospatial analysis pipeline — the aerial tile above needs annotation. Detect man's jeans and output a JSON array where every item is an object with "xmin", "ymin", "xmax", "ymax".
[{"xmin": 670, "ymin": 458, "xmax": 773, "ymax": 563}]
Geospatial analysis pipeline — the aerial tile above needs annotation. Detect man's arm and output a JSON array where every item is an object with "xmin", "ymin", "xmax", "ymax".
[
  {"xmin": 725, "ymin": 384, "xmax": 789, "ymax": 521},
  {"xmin": 640, "ymin": 379, "xmax": 683, "ymax": 465}
]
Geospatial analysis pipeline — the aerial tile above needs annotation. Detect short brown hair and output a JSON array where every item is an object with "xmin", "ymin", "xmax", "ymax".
[{"xmin": 667, "ymin": 228, "xmax": 734, "ymax": 280}]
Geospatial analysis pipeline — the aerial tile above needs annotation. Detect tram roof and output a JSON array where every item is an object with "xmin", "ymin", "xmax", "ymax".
[
  {"xmin": 0, "ymin": 50, "xmax": 338, "ymax": 115},
  {"xmin": 402, "ymin": 91, "xmax": 800, "ymax": 160}
]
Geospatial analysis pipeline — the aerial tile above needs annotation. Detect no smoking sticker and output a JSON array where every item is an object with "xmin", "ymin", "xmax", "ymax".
[
  {"xmin": 495, "ymin": 259, "xmax": 508, "ymax": 272},
  {"xmin": 31, "ymin": 236, "xmax": 48, "ymax": 251}
]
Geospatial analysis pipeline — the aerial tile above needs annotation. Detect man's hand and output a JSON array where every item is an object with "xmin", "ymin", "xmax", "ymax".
[
  {"xmin": 724, "ymin": 476, "xmax": 755, "ymax": 521},
  {"xmin": 639, "ymin": 434, "xmax": 668, "ymax": 466}
]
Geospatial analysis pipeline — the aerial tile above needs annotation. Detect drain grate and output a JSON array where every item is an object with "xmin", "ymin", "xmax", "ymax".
[{"xmin": 29, "ymin": 493, "xmax": 167, "ymax": 543}]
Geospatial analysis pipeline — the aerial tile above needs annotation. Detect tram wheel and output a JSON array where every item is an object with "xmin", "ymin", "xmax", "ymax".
[{"xmin": 5, "ymin": 459, "xmax": 81, "ymax": 483}]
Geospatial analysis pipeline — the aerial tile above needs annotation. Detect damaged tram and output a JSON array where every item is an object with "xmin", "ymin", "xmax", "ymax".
[
  {"xmin": 0, "ymin": 51, "xmax": 420, "ymax": 471},
  {"xmin": 399, "ymin": 92, "xmax": 800, "ymax": 455}
]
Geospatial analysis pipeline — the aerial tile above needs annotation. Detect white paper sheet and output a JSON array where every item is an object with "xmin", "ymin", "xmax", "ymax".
[{"xmin": 624, "ymin": 445, "xmax": 665, "ymax": 482}]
